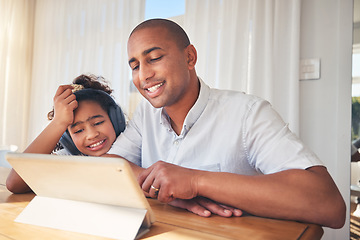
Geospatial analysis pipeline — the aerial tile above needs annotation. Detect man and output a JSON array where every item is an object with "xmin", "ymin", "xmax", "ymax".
[{"xmin": 108, "ymin": 18, "xmax": 345, "ymax": 228}]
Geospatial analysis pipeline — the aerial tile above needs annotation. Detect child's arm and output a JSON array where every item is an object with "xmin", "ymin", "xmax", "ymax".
[{"xmin": 6, "ymin": 85, "xmax": 77, "ymax": 193}]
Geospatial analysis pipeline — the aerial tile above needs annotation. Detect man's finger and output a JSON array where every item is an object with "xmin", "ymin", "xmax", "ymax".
[
  {"xmin": 169, "ymin": 199, "xmax": 211, "ymax": 217},
  {"xmin": 195, "ymin": 197, "xmax": 233, "ymax": 217}
]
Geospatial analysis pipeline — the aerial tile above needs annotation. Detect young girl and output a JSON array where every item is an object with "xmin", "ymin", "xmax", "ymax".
[{"xmin": 6, "ymin": 74, "xmax": 126, "ymax": 193}]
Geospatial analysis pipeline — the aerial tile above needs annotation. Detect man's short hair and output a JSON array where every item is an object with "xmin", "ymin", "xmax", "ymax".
[{"xmin": 129, "ymin": 18, "xmax": 190, "ymax": 50}]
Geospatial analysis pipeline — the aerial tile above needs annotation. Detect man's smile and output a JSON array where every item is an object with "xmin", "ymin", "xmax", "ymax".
[{"xmin": 146, "ymin": 82, "xmax": 165, "ymax": 93}]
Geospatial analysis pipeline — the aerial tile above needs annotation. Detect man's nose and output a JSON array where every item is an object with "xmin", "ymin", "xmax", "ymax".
[{"xmin": 139, "ymin": 63, "xmax": 155, "ymax": 82}]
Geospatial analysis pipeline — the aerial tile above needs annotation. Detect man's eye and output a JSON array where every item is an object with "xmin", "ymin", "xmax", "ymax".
[
  {"xmin": 151, "ymin": 56, "xmax": 162, "ymax": 62},
  {"xmin": 130, "ymin": 63, "xmax": 139, "ymax": 71},
  {"xmin": 132, "ymin": 65, "xmax": 139, "ymax": 71}
]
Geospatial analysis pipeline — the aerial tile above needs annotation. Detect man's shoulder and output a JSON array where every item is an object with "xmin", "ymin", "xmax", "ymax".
[{"xmin": 208, "ymin": 88, "xmax": 264, "ymax": 107}]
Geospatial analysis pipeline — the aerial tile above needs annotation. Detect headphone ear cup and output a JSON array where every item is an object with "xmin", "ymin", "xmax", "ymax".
[
  {"xmin": 59, "ymin": 130, "xmax": 82, "ymax": 155},
  {"xmin": 109, "ymin": 105, "xmax": 126, "ymax": 137}
]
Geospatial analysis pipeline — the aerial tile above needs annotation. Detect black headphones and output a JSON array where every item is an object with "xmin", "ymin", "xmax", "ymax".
[{"xmin": 59, "ymin": 89, "xmax": 126, "ymax": 155}]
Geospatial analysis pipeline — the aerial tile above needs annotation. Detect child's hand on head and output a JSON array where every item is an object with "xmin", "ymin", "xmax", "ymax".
[{"xmin": 52, "ymin": 85, "xmax": 78, "ymax": 127}]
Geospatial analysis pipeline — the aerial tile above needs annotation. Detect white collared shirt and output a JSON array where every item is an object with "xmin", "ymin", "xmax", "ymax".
[{"xmin": 108, "ymin": 78, "xmax": 323, "ymax": 175}]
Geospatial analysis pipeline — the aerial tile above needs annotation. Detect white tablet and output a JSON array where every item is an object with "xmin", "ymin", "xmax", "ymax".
[{"xmin": 6, "ymin": 152, "xmax": 155, "ymax": 240}]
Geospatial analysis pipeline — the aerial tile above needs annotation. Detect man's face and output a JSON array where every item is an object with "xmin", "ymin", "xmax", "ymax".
[{"xmin": 127, "ymin": 27, "xmax": 191, "ymax": 109}]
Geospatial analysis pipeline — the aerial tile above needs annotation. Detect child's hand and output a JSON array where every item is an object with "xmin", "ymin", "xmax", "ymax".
[{"xmin": 52, "ymin": 85, "xmax": 78, "ymax": 127}]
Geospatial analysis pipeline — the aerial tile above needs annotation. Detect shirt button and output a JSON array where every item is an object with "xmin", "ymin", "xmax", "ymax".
[{"xmin": 174, "ymin": 140, "xmax": 179, "ymax": 145}]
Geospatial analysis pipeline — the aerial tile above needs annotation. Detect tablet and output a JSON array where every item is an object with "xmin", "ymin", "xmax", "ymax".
[{"xmin": 6, "ymin": 152, "xmax": 155, "ymax": 239}]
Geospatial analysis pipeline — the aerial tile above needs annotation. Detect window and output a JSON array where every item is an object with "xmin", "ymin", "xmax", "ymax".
[
  {"xmin": 351, "ymin": 44, "xmax": 360, "ymax": 140},
  {"xmin": 145, "ymin": 0, "xmax": 185, "ymax": 20}
]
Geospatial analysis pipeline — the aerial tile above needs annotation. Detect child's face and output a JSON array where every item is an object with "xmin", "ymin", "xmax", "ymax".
[{"xmin": 68, "ymin": 100, "xmax": 116, "ymax": 156}]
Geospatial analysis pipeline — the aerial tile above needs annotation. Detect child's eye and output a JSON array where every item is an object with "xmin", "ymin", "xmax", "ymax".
[
  {"xmin": 74, "ymin": 129, "xmax": 83, "ymax": 134},
  {"xmin": 94, "ymin": 121, "xmax": 105, "ymax": 126}
]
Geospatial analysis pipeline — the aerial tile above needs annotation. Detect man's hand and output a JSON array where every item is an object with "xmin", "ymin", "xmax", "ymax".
[
  {"xmin": 138, "ymin": 161, "xmax": 201, "ymax": 202},
  {"xmin": 169, "ymin": 197, "xmax": 243, "ymax": 218},
  {"xmin": 138, "ymin": 161, "xmax": 242, "ymax": 218}
]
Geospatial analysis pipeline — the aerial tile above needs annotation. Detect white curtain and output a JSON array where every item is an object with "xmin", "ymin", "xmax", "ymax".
[
  {"xmin": 0, "ymin": 0, "xmax": 144, "ymax": 150},
  {"xmin": 184, "ymin": 0, "xmax": 301, "ymax": 134},
  {"xmin": 27, "ymin": 0, "xmax": 145, "ymax": 147},
  {"xmin": 1, "ymin": 0, "xmax": 300, "ymax": 151},
  {"xmin": 0, "ymin": 0, "xmax": 35, "ymax": 151}
]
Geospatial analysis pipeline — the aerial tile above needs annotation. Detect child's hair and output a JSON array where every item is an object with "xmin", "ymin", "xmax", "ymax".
[
  {"xmin": 72, "ymin": 74, "xmax": 113, "ymax": 94},
  {"xmin": 47, "ymin": 74, "xmax": 113, "ymax": 120}
]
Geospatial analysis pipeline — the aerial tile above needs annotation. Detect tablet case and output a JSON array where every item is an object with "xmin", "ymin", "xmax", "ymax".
[{"xmin": 6, "ymin": 152, "xmax": 155, "ymax": 240}]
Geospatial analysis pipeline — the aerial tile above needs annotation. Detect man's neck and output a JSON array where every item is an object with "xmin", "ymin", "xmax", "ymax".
[{"xmin": 165, "ymin": 78, "xmax": 200, "ymax": 135}]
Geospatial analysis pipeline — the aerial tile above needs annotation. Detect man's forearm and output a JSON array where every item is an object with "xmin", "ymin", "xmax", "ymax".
[{"xmin": 197, "ymin": 166, "xmax": 345, "ymax": 228}]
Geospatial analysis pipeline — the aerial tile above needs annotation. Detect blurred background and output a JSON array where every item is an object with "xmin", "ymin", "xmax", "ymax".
[{"xmin": 0, "ymin": 1, "xmax": 355, "ymax": 239}]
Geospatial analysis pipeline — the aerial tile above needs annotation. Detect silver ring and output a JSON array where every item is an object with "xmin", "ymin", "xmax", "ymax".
[{"xmin": 151, "ymin": 185, "xmax": 159, "ymax": 195}]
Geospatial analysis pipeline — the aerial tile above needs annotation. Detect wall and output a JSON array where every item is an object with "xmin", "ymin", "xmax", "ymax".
[
  {"xmin": 300, "ymin": 0, "xmax": 352, "ymax": 239},
  {"xmin": 354, "ymin": 0, "xmax": 360, "ymax": 44}
]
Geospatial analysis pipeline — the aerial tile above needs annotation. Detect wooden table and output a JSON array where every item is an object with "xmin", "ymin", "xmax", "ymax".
[{"xmin": 0, "ymin": 167, "xmax": 323, "ymax": 240}]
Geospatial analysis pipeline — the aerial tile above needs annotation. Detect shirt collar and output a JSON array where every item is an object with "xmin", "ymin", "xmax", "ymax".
[{"xmin": 160, "ymin": 77, "xmax": 210, "ymax": 136}]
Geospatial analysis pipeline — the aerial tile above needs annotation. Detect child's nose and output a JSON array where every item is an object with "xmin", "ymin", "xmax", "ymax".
[{"xmin": 86, "ymin": 127, "xmax": 100, "ymax": 139}]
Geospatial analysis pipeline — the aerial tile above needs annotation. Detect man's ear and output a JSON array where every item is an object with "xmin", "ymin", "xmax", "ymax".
[{"xmin": 186, "ymin": 44, "xmax": 197, "ymax": 69}]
